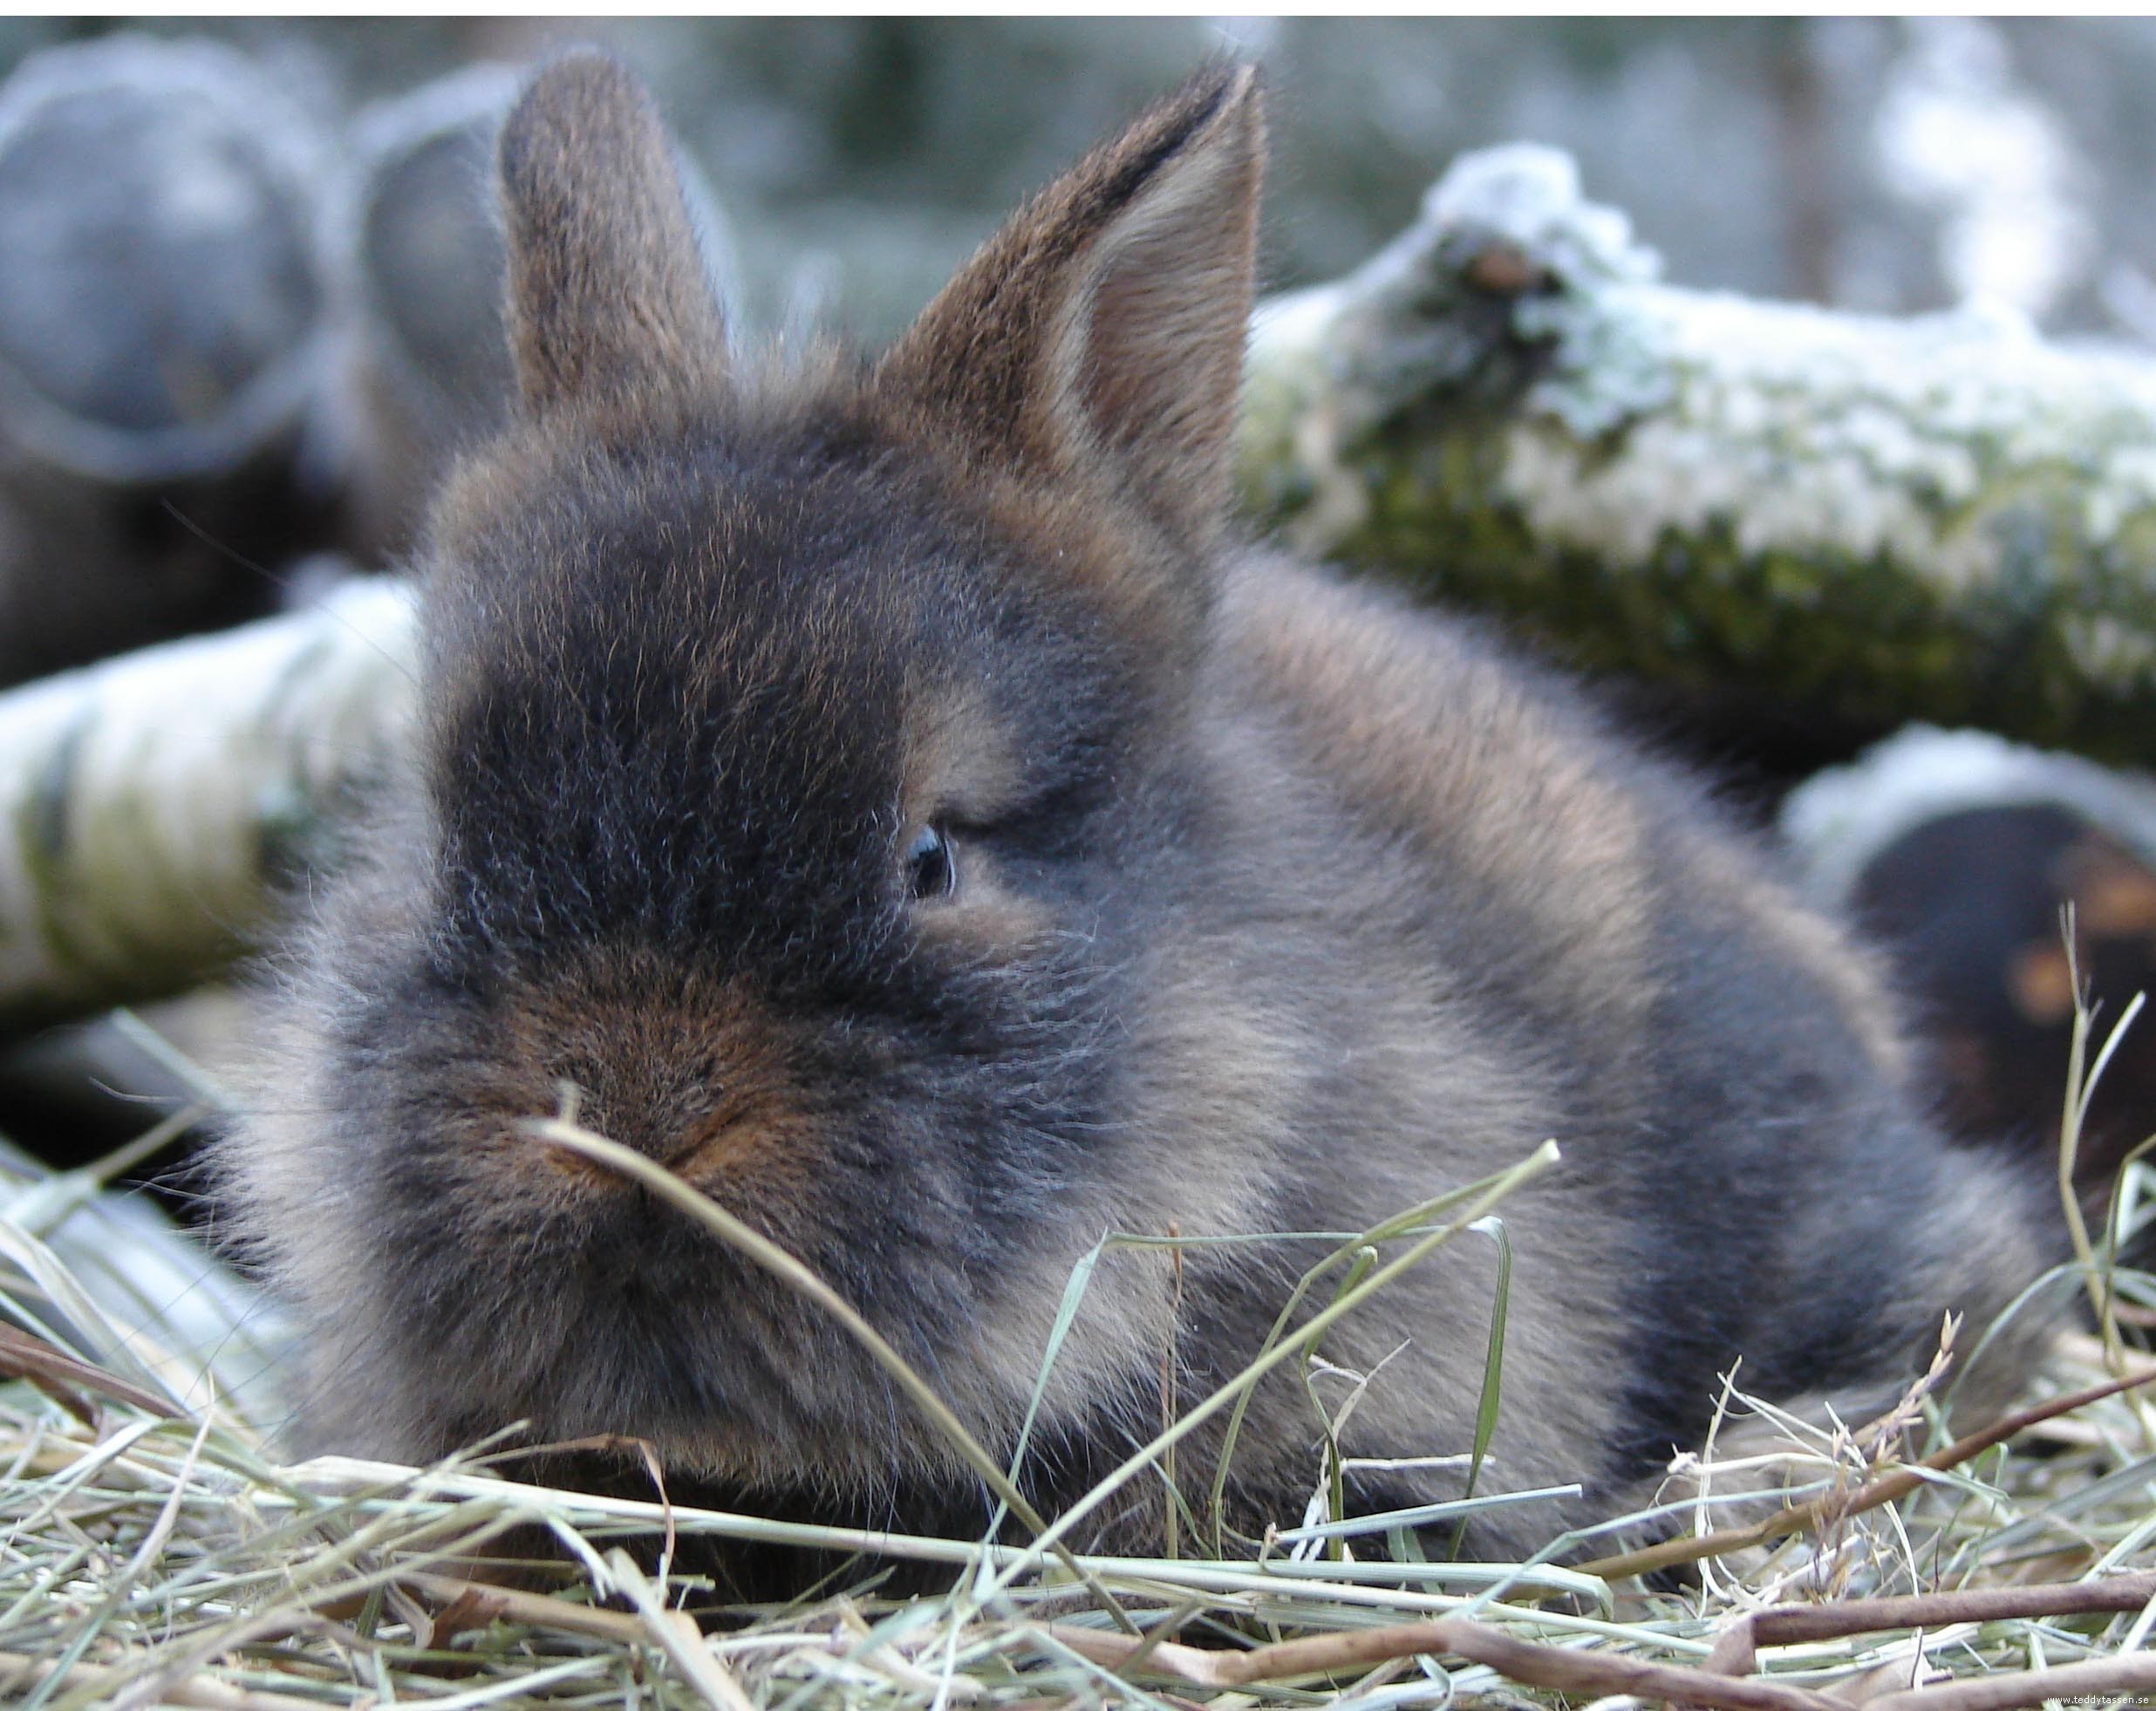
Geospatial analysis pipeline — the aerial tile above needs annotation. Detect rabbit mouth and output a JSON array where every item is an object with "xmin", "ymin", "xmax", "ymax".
[
  {"xmin": 536, "ymin": 1098, "xmax": 827, "ymax": 1220},
  {"xmin": 529, "ymin": 1106, "xmax": 787, "ymax": 1185},
  {"xmin": 654, "ymin": 1109, "xmax": 771, "ymax": 1176}
]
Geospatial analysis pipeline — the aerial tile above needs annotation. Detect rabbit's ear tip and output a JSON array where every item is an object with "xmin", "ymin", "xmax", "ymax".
[
  {"xmin": 504, "ymin": 46, "xmax": 627, "ymax": 118},
  {"xmin": 1184, "ymin": 59, "xmax": 1265, "ymax": 130},
  {"xmin": 876, "ymin": 64, "xmax": 1265, "ymax": 558},
  {"xmin": 497, "ymin": 51, "xmax": 725, "ymax": 419}
]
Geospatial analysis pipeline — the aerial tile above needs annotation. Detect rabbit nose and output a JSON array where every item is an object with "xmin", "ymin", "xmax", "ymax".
[
  {"xmin": 548, "ymin": 1059, "xmax": 723, "ymax": 1162},
  {"xmin": 521, "ymin": 972, "xmax": 799, "ymax": 1178}
]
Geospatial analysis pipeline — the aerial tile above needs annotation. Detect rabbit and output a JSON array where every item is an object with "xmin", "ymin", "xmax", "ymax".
[{"xmin": 218, "ymin": 51, "xmax": 2060, "ymax": 1578}]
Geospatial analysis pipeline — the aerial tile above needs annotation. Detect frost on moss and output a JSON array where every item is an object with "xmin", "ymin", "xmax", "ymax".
[{"xmin": 1240, "ymin": 144, "xmax": 2156, "ymax": 760}]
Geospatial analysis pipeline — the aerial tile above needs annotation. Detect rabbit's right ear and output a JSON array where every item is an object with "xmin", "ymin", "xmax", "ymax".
[
  {"xmin": 875, "ymin": 65, "xmax": 1263, "ymax": 557},
  {"xmin": 496, "ymin": 51, "xmax": 724, "ymax": 419}
]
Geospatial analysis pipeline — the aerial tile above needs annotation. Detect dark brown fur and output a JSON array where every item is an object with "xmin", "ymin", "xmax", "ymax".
[{"xmin": 218, "ymin": 53, "xmax": 2057, "ymax": 1579}]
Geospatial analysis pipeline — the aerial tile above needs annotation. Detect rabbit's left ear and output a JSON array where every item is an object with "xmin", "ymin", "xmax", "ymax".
[
  {"xmin": 496, "ymin": 51, "xmax": 726, "ymax": 420},
  {"xmin": 876, "ymin": 65, "xmax": 1264, "ymax": 555}
]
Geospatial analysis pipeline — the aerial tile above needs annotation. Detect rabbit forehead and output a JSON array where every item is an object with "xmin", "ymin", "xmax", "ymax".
[
  {"xmin": 414, "ymin": 420, "xmax": 1122, "ymax": 955},
  {"xmin": 432, "ymin": 409, "xmax": 1150, "ymax": 800}
]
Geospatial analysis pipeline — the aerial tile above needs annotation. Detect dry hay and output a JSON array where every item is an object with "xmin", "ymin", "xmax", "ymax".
[{"xmin": 3, "ymin": 1002, "xmax": 2155, "ymax": 1711}]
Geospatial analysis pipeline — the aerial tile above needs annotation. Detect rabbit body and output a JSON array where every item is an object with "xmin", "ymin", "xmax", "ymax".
[{"xmin": 222, "ymin": 57, "xmax": 2053, "ymax": 1566}]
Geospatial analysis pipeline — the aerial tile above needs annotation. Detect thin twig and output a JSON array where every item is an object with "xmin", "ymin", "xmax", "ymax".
[
  {"xmin": 1579, "ymin": 1367, "xmax": 2156, "ymax": 1581},
  {"xmin": 1743, "ymin": 1571, "xmax": 2156, "ymax": 1645},
  {"xmin": 1692, "ymin": 1572, "xmax": 2156, "ymax": 1680},
  {"xmin": 1045, "ymin": 1615, "xmax": 1839, "ymax": 1709},
  {"xmin": 1867, "ymin": 1652, "xmax": 2156, "ymax": 1711},
  {"xmin": 1049, "ymin": 1572, "xmax": 2156, "ymax": 1703},
  {"xmin": 0, "ymin": 1324, "xmax": 181, "ymax": 1420},
  {"xmin": 1052, "ymin": 1594, "xmax": 2156, "ymax": 1707}
]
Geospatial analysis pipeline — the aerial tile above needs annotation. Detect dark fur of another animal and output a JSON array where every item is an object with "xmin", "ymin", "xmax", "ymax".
[{"xmin": 217, "ymin": 52, "xmax": 2059, "ymax": 1587}]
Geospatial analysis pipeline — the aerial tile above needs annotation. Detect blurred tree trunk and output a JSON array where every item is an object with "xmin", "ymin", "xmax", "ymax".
[{"xmin": 0, "ymin": 38, "xmax": 340, "ymax": 688}]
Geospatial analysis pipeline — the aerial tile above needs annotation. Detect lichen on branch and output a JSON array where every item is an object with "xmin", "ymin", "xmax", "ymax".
[{"xmin": 1239, "ymin": 144, "xmax": 2156, "ymax": 757}]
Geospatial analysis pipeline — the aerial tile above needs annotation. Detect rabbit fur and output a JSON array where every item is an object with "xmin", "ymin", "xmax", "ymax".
[{"xmin": 220, "ymin": 53, "xmax": 2057, "ymax": 1572}]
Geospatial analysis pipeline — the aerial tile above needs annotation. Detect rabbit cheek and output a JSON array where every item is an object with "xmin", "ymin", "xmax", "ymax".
[{"xmin": 911, "ymin": 860, "xmax": 1057, "ymax": 958}]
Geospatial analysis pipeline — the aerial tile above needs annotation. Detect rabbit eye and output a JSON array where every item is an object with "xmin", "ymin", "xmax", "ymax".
[{"xmin": 905, "ymin": 823, "xmax": 959, "ymax": 902}]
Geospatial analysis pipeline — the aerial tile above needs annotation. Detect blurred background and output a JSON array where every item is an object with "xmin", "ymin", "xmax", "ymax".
[
  {"xmin": 3, "ymin": 17, "xmax": 2156, "ymax": 1249},
  {"xmin": 6, "ymin": 17, "xmax": 2154, "ymax": 344}
]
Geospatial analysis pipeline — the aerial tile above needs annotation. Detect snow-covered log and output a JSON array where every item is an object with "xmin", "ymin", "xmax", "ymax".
[
  {"xmin": 1239, "ymin": 145, "xmax": 2156, "ymax": 760},
  {"xmin": 0, "ymin": 577, "xmax": 415, "ymax": 1032}
]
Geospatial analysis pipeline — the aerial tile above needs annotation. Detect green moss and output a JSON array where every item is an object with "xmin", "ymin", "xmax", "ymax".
[{"xmin": 1249, "ymin": 405, "xmax": 2156, "ymax": 765}]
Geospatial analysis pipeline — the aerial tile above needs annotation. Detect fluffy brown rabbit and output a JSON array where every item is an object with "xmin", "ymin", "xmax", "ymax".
[{"xmin": 221, "ymin": 51, "xmax": 2058, "ymax": 1575}]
